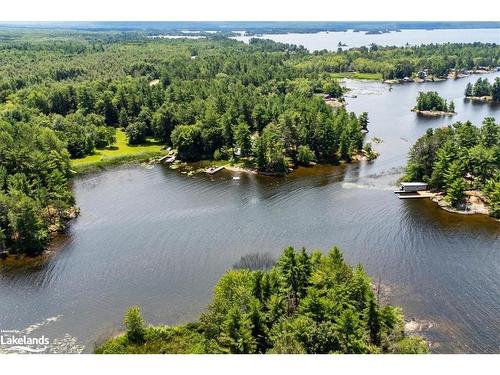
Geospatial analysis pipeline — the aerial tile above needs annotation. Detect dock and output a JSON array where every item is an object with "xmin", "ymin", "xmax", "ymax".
[
  {"xmin": 395, "ymin": 191, "xmax": 435, "ymax": 199},
  {"xmin": 159, "ymin": 155, "xmax": 176, "ymax": 163},
  {"xmin": 206, "ymin": 166, "xmax": 225, "ymax": 175}
]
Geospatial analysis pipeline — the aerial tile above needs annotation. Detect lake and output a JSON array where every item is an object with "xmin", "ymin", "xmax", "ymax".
[
  {"xmin": 233, "ymin": 28, "xmax": 500, "ymax": 51},
  {"xmin": 0, "ymin": 72, "xmax": 499, "ymax": 354}
]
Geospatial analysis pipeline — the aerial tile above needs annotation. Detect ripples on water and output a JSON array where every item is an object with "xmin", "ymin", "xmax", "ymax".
[{"xmin": 0, "ymin": 72, "xmax": 499, "ymax": 354}]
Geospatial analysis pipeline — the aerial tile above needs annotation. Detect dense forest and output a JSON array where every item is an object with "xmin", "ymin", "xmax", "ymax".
[
  {"xmin": 296, "ymin": 43, "xmax": 499, "ymax": 79},
  {"xmin": 95, "ymin": 246, "xmax": 429, "ymax": 354},
  {"xmin": 404, "ymin": 117, "xmax": 499, "ymax": 217},
  {"xmin": 465, "ymin": 77, "xmax": 500, "ymax": 101},
  {"xmin": 413, "ymin": 91, "xmax": 455, "ymax": 113},
  {"xmin": 1, "ymin": 30, "xmax": 499, "ymax": 254}
]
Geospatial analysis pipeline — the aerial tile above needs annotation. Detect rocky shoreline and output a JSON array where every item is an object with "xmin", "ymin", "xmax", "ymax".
[
  {"xmin": 431, "ymin": 190, "xmax": 493, "ymax": 217},
  {"xmin": 411, "ymin": 109, "xmax": 456, "ymax": 117},
  {"xmin": 0, "ymin": 206, "xmax": 80, "ymax": 261},
  {"xmin": 464, "ymin": 96, "xmax": 497, "ymax": 103}
]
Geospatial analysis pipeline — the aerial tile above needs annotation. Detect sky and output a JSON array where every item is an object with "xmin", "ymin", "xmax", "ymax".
[{"xmin": 1, "ymin": 0, "xmax": 499, "ymax": 22}]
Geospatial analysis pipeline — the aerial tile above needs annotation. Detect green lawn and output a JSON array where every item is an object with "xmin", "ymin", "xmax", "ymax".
[{"xmin": 71, "ymin": 130, "xmax": 166, "ymax": 173}]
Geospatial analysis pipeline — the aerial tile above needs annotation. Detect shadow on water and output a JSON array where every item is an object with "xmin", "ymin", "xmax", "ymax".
[
  {"xmin": 233, "ymin": 252, "xmax": 276, "ymax": 271},
  {"xmin": 1, "ymin": 70, "xmax": 499, "ymax": 354}
]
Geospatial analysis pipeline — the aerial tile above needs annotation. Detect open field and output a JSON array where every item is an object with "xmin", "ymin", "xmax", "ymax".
[{"xmin": 71, "ymin": 130, "xmax": 166, "ymax": 173}]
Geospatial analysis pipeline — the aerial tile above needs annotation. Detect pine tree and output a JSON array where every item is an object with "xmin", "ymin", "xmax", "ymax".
[
  {"xmin": 278, "ymin": 247, "xmax": 300, "ymax": 315},
  {"xmin": 492, "ymin": 77, "xmax": 500, "ymax": 102},
  {"xmin": 465, "ymin": 82, "xmax": 473, "ymax": 97},
  {"xmin": 124, "ymin": 306, "xmax": 145, "ymax": 344},
  {"xmin": 358, "ymin": 112, "xmax": 369, "ymax": 131},
  {"xmin": 446, "ymin": 178, "xmax": 466, "ymax": 207},
  {"xmin": 219, "ymin": 307, "xmax": 256, "ymax": 354},
  {"xmin": 365, "ymin": 297, "xmax": 381, "ymax": 346},
  {"xmin": 448, "ymin": 100, "xmax": 455, "ymax": 113}
]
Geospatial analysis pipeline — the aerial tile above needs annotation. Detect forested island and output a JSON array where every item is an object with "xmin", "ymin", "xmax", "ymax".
[
  {"xmin": 0, "ymin": 28, "xmax": 499, "ymax": 255},
  {"xmin": 6, "ymin": 21, "xmax": 499, "ymax": 35},
  {"xmin": 464, "ymin": 77, "xmax": 500, "ymax": 102},
  {"xmin": 404, "ymin": 117, "xmax": 499, "ymax": 218},
  {"xmin": 412, "ymin": 91, "xmax": 456, "ymax": 116},
  {"xmin": 95, "ymin": 246, "xmax": 428, "ymax": 354}
]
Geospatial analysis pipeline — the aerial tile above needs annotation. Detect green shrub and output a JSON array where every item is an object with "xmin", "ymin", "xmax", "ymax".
[{"xmin": 124, "ymin": 306, "xmax": 145, "ymax": 344}]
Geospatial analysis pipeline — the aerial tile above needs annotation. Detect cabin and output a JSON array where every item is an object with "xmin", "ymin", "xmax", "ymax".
[{"xmin": 396, "ymin": 182, "xmax": 428, "ymax": 193}]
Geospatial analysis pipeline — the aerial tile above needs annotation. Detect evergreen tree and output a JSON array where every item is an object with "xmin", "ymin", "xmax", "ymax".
[
  {"xmin": 464, "ymin": 82, "xmax": 473, "ymax": 97},
  {"xmin": 448, "ymin": 100, "xmax": 455, "ymax": 113},
  {"xmin": 492, "ymin": 77, "xmax": 500, "ymax": 102},
  {"xmin": 219, "ymin": 307, "xmax": 256, "ymax": 354},
  {"xmin": 358, "ymin": 112, "xmax": 369, "ymax": 131},
  {"xmin": 124, "ymin": 306, "xmax": 145, "ymax": 344},
  {"xmin": 234, "ymin": 122, "xmax": 252, "ymax": 157},
  {"xmin": 365, "ymin": 297, "xmax": 381, "ymax": 346}
]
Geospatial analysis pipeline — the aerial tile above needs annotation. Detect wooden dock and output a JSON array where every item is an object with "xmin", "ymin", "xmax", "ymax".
[
  {"xmin": 396, "ymin": 191, "xmax": 435, "ymax": 199},
  {"xmin": 206, "ymin": 166, "xmax": 225, "ymax": 175}
]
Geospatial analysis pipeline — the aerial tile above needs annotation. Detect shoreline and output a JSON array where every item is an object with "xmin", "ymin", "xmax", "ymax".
[
  {"xmin": 430, "ymin": 191, "xmax": 495, "ymax": 218},
  {"xmin": 168, "ymin": 151, "xmax": 377, "ymax": 178},
  {"xmin": 71, "ymin": 150, "xmax": 167, "ymax": 175},
  {"xmin": 383, "ymin": 68, "xmax": 498, "ymax": 85},
  {"xmin": 411, "ymin": 109, "xmax": 456, "ymax": 116},
  {"xmin": 464, "ymin": 96, "xmax": 498, "ymax": 103},
  {"xmin": 403, "ymin": 189, "xmax": 497, "ymax": 219},
  {"xmin": 0, "ymin": 206, "xmax": 80, "ymax": 261}
]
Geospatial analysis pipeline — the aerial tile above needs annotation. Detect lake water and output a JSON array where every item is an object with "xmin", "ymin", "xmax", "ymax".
[
  {"xmin": 233, "ymin": 28, "xmax": 500, "ymax": 51},
  {"xmin": 1, "ymin": 72, "xmax": 499, "ymax": 354}
]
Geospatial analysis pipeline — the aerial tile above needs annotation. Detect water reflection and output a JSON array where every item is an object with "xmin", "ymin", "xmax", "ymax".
[{"xmin": 0, "ymin": 72, "xmax": 499, "ymax": 354}]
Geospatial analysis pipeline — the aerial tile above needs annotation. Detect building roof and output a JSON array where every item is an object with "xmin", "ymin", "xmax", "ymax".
[{"xmin": 401, "ymin": 182, "xmax": 428, "ymax": 186}]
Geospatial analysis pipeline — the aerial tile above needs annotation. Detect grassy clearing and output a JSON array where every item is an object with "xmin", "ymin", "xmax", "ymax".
[
  {"xmin": 331, "ymin": 72, "xmax": 383, "ymax": 80},
  {"xmin": 71, "ymin": 130, "xmax": 166, "ymax": 173},
  {"xmin": 95, "ymin": 324, "xmax": 207, "ymax": 354}
]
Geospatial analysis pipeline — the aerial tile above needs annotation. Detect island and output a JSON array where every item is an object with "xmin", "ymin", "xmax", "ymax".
[
  {"xmin": 95, "ymin": 246, "xmax": 429, "ymax": 354},
  {"xmin": 0, "ymin": 29, "xmax": 497, "ymax": 257},
  {"xmin": 464, "ymin": 77, "xmax": 500, "ymax": 103},
  {"xmin": 411, "ymin": 91, "xmax": 456, "ymax": 116},
  {"xmin": 402, "ymin": 117, "xmax": 499, "ymax": 218}
]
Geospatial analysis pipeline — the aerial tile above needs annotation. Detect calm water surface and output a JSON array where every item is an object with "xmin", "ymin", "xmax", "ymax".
[
  {"xmin": 1, "ymin": 72, "xmax": 499, "ymax": 354},
  {"xmin": 233, "ymin": 28, "xmax": 500, "ymax": 51}
]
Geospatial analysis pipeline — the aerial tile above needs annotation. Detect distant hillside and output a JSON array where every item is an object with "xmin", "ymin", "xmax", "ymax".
[{"xmin": 1, "ymin": 21, "xmax": 499, "ymax": 34}]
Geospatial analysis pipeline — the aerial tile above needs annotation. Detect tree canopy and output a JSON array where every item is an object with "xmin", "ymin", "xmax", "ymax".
[
  {"xmin": 96, "ymin": 246, "xmax": 429, "ymax": 354},
  {"xmin": 404, "ymin": 117, "xmax": 499, "ymax": 215}
]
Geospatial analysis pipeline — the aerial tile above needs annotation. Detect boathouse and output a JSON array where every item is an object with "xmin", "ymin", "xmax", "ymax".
[{"xmin": 397, "ymin": 182, "xmax": 428, "ymax": 193}]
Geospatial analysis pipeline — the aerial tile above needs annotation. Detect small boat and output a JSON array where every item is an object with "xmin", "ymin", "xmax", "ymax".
[{"xmin": 232, "ymin": 176, "xmax": 240, "ymax": 181}]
